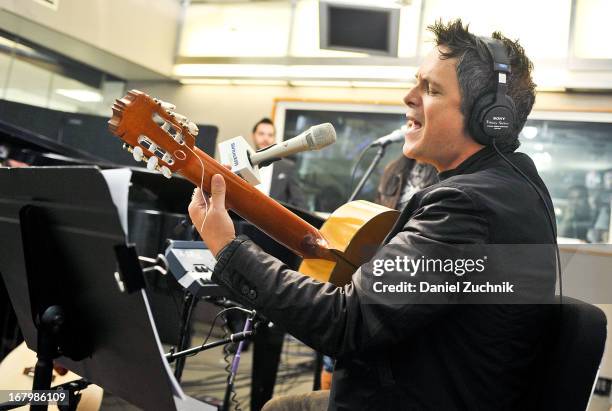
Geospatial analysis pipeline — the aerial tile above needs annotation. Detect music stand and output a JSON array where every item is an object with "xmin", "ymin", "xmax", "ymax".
[{"xmin": 0, "ymin": 166, "xmax": 215, "ymax": 411}]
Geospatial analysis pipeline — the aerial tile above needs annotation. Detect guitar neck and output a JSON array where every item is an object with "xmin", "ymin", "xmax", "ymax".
[{"xmin": 181, "ymin": 146, "xmax": 333, "ymax": 261}]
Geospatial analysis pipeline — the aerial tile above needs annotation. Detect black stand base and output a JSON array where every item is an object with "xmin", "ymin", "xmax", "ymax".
[{"xmin": 31, "ymin": 305, "xmax": 65, "ymax": 411}]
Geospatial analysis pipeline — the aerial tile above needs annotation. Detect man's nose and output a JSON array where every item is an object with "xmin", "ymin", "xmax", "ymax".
[{"xmin": 403, "ymin": 87, "xmax": 420, "ymax": 107}]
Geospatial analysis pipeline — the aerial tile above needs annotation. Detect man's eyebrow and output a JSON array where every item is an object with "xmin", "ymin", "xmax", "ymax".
[{"xmin": 415, "ymin": 73, "xmax": 443, "ymax": 89}]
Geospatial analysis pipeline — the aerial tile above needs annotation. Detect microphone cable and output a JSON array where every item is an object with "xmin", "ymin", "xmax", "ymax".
[{"xmin": 347, "ymin": 144, "xmax": 375, "ymax": 201}]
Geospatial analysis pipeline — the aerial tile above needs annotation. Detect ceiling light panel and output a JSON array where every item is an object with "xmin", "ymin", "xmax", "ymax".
[
  {"xmin": 420, "ymin": 0, "xmax": 571, "ymax": 59},
  {"xmin": 180, "ymin": 2, "xmax": 292, "ymax": 57},
  {"xmin": 573, "ymin": 0, "xmax": 612, "ymax": 59}
]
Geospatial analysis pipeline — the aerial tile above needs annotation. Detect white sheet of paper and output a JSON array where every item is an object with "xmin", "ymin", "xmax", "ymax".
[{"xmin": 101, "ymin": 168, "xmax": 132, "ymax": 236}]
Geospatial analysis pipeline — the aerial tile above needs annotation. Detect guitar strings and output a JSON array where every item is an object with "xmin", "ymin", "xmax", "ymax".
[
  {"xmin": 162, "ymin": 109, "xmax": 221, "ymax": 240},
  {"xmin": 184, "ymin": 140, "xmax": 209, "ymax": 233}
]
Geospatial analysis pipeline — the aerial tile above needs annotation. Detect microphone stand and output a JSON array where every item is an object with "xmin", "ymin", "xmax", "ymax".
[
  {"xmin": 348, "ymin": 144, "xmax": 387, "ymax": 202},
  {"xmin": 165, "ymin": 330, "xmax": 255, "ymax": 363},
  {"xmin": 173, "ymin": 291, "xmax": 198, "ymax": 382},
  {"xmin": 222, "ymin": 310, "xmax": 255, "ymax": 411}
]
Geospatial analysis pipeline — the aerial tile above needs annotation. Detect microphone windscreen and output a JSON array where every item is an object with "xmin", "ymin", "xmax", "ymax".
[{"xmin": 308, "ymin": 123, "xmax": 337, "ymax": 149}]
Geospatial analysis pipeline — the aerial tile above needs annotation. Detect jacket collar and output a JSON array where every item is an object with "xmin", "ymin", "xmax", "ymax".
[{"xmin": 438, "ymin": 145, "xmax": 499, "ymax": 181}]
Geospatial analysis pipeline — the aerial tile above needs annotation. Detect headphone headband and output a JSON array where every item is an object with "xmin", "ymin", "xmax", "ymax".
[{"xmin": 480, "ymin": 37, "xmax": 511, "ymax": 75}]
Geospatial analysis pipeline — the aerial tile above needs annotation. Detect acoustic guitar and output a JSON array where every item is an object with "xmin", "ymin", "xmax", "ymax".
[{"xmin": 108, "ymin": 90, "xmax": 399, "ymax": 286}]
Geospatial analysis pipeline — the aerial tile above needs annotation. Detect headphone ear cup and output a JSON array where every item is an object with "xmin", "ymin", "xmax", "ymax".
[
  {"xmin": 503, "ymin": 94, "xmax": 518, "ymax": 129},
  {"xmin": 469, "ymin": 93, "xmax": 496, "ymax": 146}
]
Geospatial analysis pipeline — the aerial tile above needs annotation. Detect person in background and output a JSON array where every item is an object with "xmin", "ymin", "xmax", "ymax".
[
  {"xmin": 588, "ymin": 169, "xmax": 612, "ymax": 243},
  {"xmin": 251, "ymin": 118, "xmax": 306, "ymax": 209},
  {"xmin": 559, "ymin": 184, "xmax": 592, "ymax": 241},
  {"xmin": 375, "ymin": 155, "xmax": 439, "ymax": 210}
]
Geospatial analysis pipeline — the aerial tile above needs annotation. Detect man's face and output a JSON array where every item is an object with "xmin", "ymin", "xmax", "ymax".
[
  {"xmin": 403, "ymin": 46, "xmax": 481, "ymax": 171},
  {"xmin": 252, "ymin": 123, "xmax": 276, "ymax": 150}
]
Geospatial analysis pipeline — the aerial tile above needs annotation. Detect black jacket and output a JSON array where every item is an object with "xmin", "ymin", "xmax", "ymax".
[
  {"xmin": 212, "ymin": 146, "xmax": 557, "ymax": 411},
  {"xmin": 268, "ymin": 158, "xmax": 306, "ymax": 209}
]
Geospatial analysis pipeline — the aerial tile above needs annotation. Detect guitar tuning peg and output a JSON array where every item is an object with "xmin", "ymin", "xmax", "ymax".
[
  {"xmin": 159, "ymin": 100, "xmax": 176, "ymax": 111},
  {"xmin": 122, "ymin": 143, "xmax": 131, "ymax": 152},
  {"xmin": 187, "ymin": 122, "xmax": 199, "ymax": 136},
  {"xmin": 160, "ymin": 166, "xmax": 172, "ymax": 179},
  {"xmin": 162, "ymin": 153, "xmax": 173, "ymax": 163},
  {"xmin": 174, "ymin": 113, "xmax": 187, "ymax": 124},
  {"xmin": 147, "ymin": 156, "xmax": 159, "ymax": 171},
  {"xmin": 132, "ymin": 146, "xmax": 144, "ymax": 162}
]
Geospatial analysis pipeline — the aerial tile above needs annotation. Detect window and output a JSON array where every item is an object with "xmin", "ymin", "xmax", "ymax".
[
  {"xmin": 276, "ymin": 103, "xmax": 612, "ymax": 244},
  {"xmin": 520, "ymin": 114, "xmax": 612, "ymax": 243},
  {"xmin": 275, "ymin": 101, "xmax": 405, "ymax": 213},
  {"xmin": 0, "ymin": 30, "xmax": 125, "ymax": 116}
]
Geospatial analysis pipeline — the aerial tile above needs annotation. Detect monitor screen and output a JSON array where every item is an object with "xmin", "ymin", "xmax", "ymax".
[{"xmin": 319, "ymin": 2, "xmax": 400, "ymax": 56}]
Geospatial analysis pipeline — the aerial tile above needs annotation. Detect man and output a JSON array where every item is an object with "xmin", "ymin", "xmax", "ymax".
[
  {"xmin": 251, "ymin": 118, "xmax": 306, "ymax": 208},
  {"xmin": 189, "ymin": 20, "xmax": 556, "ymax": 411},
  {"xmin": 318, "ymin": 157, "xmax": 438, "ymax": 389}
]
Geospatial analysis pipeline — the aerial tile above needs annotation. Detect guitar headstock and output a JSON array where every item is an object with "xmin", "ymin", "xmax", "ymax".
[{"xmin": 108, "ymin": 90, "xmax": 198, "ymax": 178}]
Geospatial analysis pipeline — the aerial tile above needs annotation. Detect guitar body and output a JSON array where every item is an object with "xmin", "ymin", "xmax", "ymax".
[
  {"xmin": 299, "ymin": 200, "xmax": 399, "ymax": 286},
  {"xmin": 0, "ymin": 342, "xmax": 103, "ymax": 411}
]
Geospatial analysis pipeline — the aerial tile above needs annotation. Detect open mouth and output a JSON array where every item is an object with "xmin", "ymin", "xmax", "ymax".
[{"xmin": 407, "ymin": 119, "xmax": 423, "ymax": 133}]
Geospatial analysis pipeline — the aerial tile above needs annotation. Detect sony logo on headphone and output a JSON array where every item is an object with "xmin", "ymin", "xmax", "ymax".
[{"xmin": 493, "ymin": 116, "xmax": 506, "ymax": 121}]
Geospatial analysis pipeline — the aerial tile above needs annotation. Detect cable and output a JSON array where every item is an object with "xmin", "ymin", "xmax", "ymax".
[
  {"xmin": 185, "ymin": 306, "xmax": 252, "ymax": 360},
  {"xmin": 180, "ymin": 305, "xmax": 251, "ymax": 410},
  {"xmin": 347, "ymin": 144, "xmax": 375, "ymax": 201},
  {"xmin": 217, "ymin": 307, "xmax": 253, "ymax": 411},
  {"xmin": 174, "ymin": 292, "xmax": 199, "ymax": 381},
  {"xmin": 491, "ymin": 139, "xmax": 563, "ymax": 303},
  {"xmin": 221, "ymin": 317, "xmax": 242, "ymax": 411}
]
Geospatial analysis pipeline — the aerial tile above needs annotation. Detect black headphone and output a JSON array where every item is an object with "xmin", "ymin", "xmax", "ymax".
[
  {"xmin": 468, "ymin": 37, "xmax": 518, "ymax": 146},
  {"xmin": 469, "ymin": 37, "xmax": 563, "ymax": 303}
]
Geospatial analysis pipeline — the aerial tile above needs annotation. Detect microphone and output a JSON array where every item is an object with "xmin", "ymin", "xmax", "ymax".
[
  {"xmin": 249, "ymin": 123, "xmax": 336, "ymax": 167},
  {"xmin": 370, "ymin": 127, "xmax": 406, "ymax": 147},
  {"xmin": 219, "ymin": 123, "xmax": 336, "ymax": 186}
]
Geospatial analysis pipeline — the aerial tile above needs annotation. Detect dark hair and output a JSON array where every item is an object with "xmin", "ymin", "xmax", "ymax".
[
  {"xmin": 252, "ymin": 117, "xmax": 275, "ymax": 133},
  {"xmin": 428, "ymin": 19, "xmax": 536, "ymax": 151}
]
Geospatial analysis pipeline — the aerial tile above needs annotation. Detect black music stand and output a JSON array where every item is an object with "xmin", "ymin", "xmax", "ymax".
[{"xmin": 0, "ymin": 166, "xmax": 215, "ymax": 411}]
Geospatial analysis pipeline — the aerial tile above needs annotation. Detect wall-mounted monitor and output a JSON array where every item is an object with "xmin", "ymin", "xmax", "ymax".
[{"xmin": 319, "ymin": 1, "xmax": 400, "ymax": 57}]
